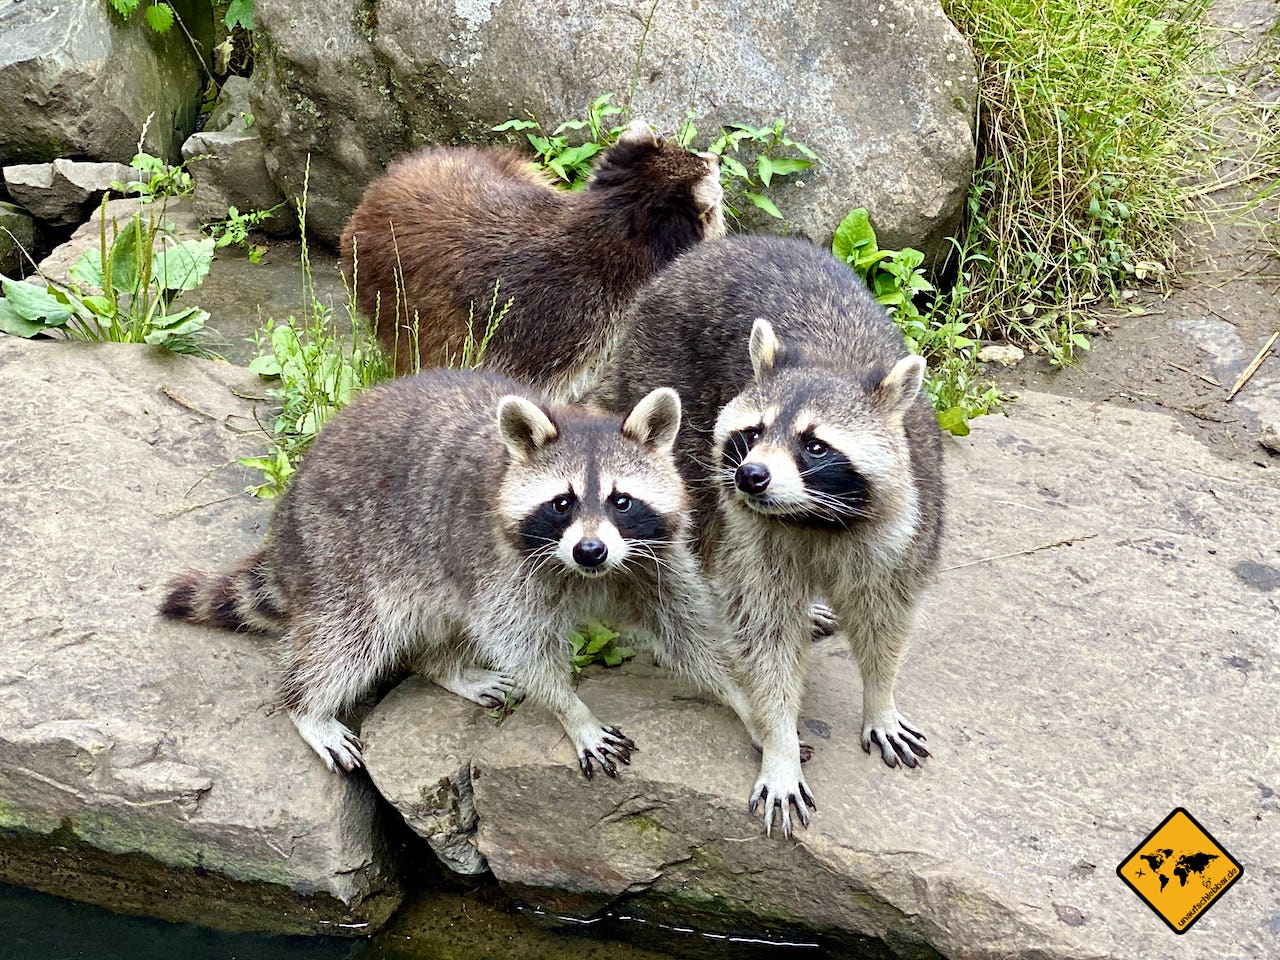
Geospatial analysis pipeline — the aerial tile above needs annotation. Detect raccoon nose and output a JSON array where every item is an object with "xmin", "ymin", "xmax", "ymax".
[
  {"xmin": 572, "ymin": 538, "xmax": 609, "ymax": 568},
  {"xmin": 735, "ymin": 462, "xmax": 771, "ymax": 495}
]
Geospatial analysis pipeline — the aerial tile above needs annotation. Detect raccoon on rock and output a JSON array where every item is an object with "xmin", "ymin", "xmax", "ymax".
[
  {"xmin": 161, "ymin": 369, "xmax": 749, "ymax": 778},
  {"xmin": 593, "ymin": 236, "xmax": 945, "ymax": 836},
  {"xmin": 341, "ymin": 120, "xmax": 725, "ymax": 396}
]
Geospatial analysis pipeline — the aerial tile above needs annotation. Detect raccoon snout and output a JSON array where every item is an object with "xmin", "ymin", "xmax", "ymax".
[
  {"xmin": 735, "ymin": 462, "xmax": 772, "ymax": 495},
  {"xmin": 572, "ymin": 538, "xmax": 609, "ymax": 568}
]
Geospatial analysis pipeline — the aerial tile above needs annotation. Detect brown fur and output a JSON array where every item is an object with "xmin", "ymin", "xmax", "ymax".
[{"xmin": 341, "ymin": 132, "xmax": 723, "ymax": 395}]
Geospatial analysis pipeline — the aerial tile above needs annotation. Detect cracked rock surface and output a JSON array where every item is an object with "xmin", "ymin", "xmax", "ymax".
[
  {"xmin": 363, "ymin": 390, "xmax": 1279, "ymax": 960},
  {"xmin": 0, "ymin": 339, "xmax": 400, "ymax": 935}
]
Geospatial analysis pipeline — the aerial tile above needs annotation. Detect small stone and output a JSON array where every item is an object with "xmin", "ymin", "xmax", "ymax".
[
  {"xmin": 1261, "ymin": 422, "xmax": 1280, "ymax": 455},
  {"xmin": 206, "ymin": 76, "xmax": 257, "ymax": 135},
  {"xmin": 1053, "ymin": 903, "xmax": 1086, "ymax": 926},
  {"xmin": 977, "ymin": 343, "xmax": 1026, "ymax": 366}
]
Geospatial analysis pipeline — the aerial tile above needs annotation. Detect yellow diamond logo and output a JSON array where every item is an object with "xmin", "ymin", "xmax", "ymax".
[{"xmin": 1117, "ymin": 807, "xmax": 1243, "ymax": 934}]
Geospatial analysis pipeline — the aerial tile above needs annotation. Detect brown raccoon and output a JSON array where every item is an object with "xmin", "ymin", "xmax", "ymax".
[{"xmin": 341, "ymin": 120, "xmax": 725, "ymax": 396}]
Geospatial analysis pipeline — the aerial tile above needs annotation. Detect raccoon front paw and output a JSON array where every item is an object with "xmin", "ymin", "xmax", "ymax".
[
  {"xmin": 576, "ymin": 725, "xmax": 636, "ymax": 780},
  {"xmin": 748, "ymin": 767, "xmax": 816, "ymax": 839},
  {"xmin": 810, "ymin": 601, "xmax": 838, "ymax": 639},
  {"xmin": 442, "ymin": 668, "xmax": 520, "ymax": 709},
  {"xmin": 292, "ymin": 713, "xmax": 364, "ymax": 773},
  {"xmin": 861, "ymin": 711, "xmax": 929, "ymax": 769}
]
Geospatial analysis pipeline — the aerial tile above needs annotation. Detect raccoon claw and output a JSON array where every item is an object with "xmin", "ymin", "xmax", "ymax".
[
  {"xmin": 439, "ymin": 668, "xmax": 519, "ymax": 709},
  {"xmin": 862, "ymin": 713, "xmax": 929, "ymax": 769},
  {"xmin": 810, "ymin": 601, "xmax": 838, "ymax": 639},
  {"xmin": 293, "ymin": 713, "xmax": 364, "ymax": 773},
  {"xmin": 748, "ymin": 776, "xmax": 816, "ymax": 839},
  {"xmin": 576, "ymin": 725, "xmax": 635, "ymax": 780}
]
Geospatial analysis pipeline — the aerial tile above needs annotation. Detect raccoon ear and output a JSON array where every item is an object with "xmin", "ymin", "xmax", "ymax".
[
  {"xmin": 617, "ymin": 118, "xmax": 658, "ymax": 147},
  {"xmin": 749, "ymin": 318, "xmax": 782, "ymax": 383},
  {"xmin": 874, "ymin": 355, "xmax": 926, "ymax": 416},
  {"xmin": 621, "ymin": 387, "xmax": 682, "ymax": 454},
  {"xmin": 497, "ymin": 396, "xmax": 559, "ymax": 460}
]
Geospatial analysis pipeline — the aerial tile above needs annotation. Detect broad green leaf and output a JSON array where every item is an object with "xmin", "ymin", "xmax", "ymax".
[
  {"xmin": 108, "ymin": 215, "xmax": 144, "ymax": 293},
  {"xmin": 145, "ymin": 2, "xmax": 175, "ymax": 33},
  {"xmin": 0, "ymin": 298, "xmax": 46, "ymax": 337},
  {"xmin": 744, "ymin": 192, "xmax": 783, "ymax": 219},
  {"xmin": 492, "ymin": 118, "xmax": 537, "ymax": 133},
  {"xmin": 152, "ymin": 306, "xmax": 208, "ymax": 336},
  {"xmin": 224, "ymin": 0, "xmax": 253, "ymax": 30},
  {"xmin": 69, "ymin": 249, "xmax": 105, "ymax": 289},
  {"xmin": 0, "ymin": 279, "xmax": 73, "ymax": 324},
  {"xmin": 154, "ymin": 238, "xmax": 215, "ymax": 292},
  {"xmin": 718, "ymin": 154, "xmax": 750, "ymax": 181},
  {"xmin": 80, "ymin": 295, "xmax": 113, "ymax": 317},
  {"xmin": 832, "ymin": 208, "xmax": 878, "ymax": 264},
  {"xmin": 936, "ymin": 407, "xmax": 970, "ymax": 436}
]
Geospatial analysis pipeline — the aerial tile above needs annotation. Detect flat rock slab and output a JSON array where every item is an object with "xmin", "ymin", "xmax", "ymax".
[
  {"xmin": 364, "ymin": 391, "xmax": 1278, "ymax": 959},
  {"xmin": 0, "ymin": 339, "xmax": 401, "ymax": 935},
  {"xmin": 4, "ymin": 160, "xmax": 135, "ymax": 228}
]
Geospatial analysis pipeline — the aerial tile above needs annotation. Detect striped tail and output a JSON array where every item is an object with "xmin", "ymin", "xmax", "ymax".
[{"xmin": 159, "ymin": 550, "xmax": 287, "ymax": 634}]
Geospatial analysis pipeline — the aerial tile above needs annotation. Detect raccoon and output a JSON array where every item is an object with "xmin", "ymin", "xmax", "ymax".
[
  {"xmin": 341, "ymin": 120, "xmax": 726, "ymax": 396},
  {"xmin": 592, "ymin": 236, "xmax": 945, "ymax": 836},
  {"xmin": 160, "ymin": 369, "xmax": 753, "ymax": 778}
]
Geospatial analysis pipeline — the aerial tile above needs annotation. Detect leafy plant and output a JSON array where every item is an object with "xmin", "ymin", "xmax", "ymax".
[
  {"xmin": 111, "ymin": 151, "xmax": 196, "ymax": 202},
  {"xmin": 223, "ymin": 0, "xmax": 253, "ymax": 30},
  {"xmin": 493, "ymin": 95, "xmax": 817, "ymax": 220},
  {"xmin": 679, "ymin": 115, "xmax": 816, "ymax": 220},
  {"xmin": 568, "ymin": 622, "xmax": 636, "ymax": 681},
  {"xmin": 205, "ymin": 203, "xmax": 281, "ymax": 263},
  {"xmin": 108, "ymin": 0, "xmax": 177, "ymax": 34},
  {"xmin": 832, "ymin": 208, "xmax": 1001, "ymax": 436},
  {"xmin": 0, "ymin": 199, "xmax": 214, "ymax": 352}
]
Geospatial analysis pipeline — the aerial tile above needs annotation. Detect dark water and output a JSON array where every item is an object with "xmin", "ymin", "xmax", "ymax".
[{"xmin": 1, "ymin": 881, "xmax": 832, "ymax": 960}]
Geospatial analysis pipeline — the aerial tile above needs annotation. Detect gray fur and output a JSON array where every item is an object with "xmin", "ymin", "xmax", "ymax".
[
  {"xmin": 162, "ymin": 369, "xmax": 751, "ymax": 777},
  {"xmin": 592, "ymin": 235, "xmax": 945, "ymax": 836}
]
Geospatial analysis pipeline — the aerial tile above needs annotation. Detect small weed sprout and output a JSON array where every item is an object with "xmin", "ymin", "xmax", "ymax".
[
  {"xmin": 206, "ymin": 203, "xmax": 283, "ymax": 263},
  {"xmin": 111, "ymin": 151, "xmax": 196, "ymax": 202}
]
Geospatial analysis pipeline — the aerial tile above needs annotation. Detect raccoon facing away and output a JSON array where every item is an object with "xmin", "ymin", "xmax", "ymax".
[
  {"xmin": 341, "ymin": 120, "xmax": 725, "ymax": 397},
  {"xmin": 592, "ymin": 236, "xmax": 945, "ymax": 836},
  {"xmin": 160, "ymin": 369, "xmax": 754, "ymax": 778}
]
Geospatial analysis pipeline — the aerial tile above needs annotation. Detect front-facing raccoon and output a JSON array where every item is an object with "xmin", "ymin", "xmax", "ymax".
[
  {"xmin": 160, "ymin": 370, "xmax": 748, "ymax": 778},
  {"xmin": 341, "ymin": 120, "xmax": 725, "ymax": 396},
  {"xmin": 592, "ymin": 236, "xmax": 945, "ymax": 837}
]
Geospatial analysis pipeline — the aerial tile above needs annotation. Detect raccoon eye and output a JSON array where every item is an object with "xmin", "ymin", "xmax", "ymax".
[
  {"xmin": 805, "ymin": 440, "xmax": 829, "ymax": 457},
  {"xmin": 552, "ymin": 495, "xmax": 573, "ymax": 514},
  {"xmin": 611, "ymin": 494, "xmax": 632, "ymax": 513},
  {"xmin": 744, "ymin": 428, "xmax": 762, "ymax": 446}
]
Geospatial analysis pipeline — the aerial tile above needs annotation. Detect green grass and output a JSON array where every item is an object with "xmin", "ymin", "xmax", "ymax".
[{"xmin": 943, "ymin": 0, "xmax": 1216, "ymax": 363}]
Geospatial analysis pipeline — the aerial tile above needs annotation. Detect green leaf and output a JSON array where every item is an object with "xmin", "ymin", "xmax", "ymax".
[
  {"xmin": 492, "ymin": 118, "xmax": 538, "ymax": 133},
  {"xmin": 832, "ymin": 208, "xmax": 878, "ymax": 264},
  {"xmin": 80, "ymin": 295, "xmax": 114, "ymax": 317},
  {"xmin": 248, "ymin": 354, "xmax": 281, "ymax": 377},
  {"xmin": 936, "ymin": 407, "xmax": 970, "ymax": 436},
  {"xmin": 145, "ymin": 2, "xmax": 175, "ymax": 33},
  {"xmin": 224, "ymin": 0, "xmax": 254, "ymax": 30},
  {"xmin": 718, "ymin": 154, "xmax": 750, "ymax": 181},
  {"xmin": 109, "ymin": 0, "xmax": 141, "ymax": 16},
  {"xmin": 0, "ymin": 298, "xmax": 46, "ymax": 337},
  {"xmin": 757, "ymin": 155, "xmax": 775, "ymax": 188},
  {"xmin": 744, "ymin": 192, "xmax": 783, "ymax": 219},
  {"xmin": 154, "ymin": 238, "xmax": 215, "ymax": 291},
  {"xmin": 150, "ymin": 306, "xmax": 208, "ymax": 336},
  {"xmin": 0, "ymin": 279, "xmax": 74, "ymax": 324},
  {"xmin": 108, "ymin": 215, "xmax": 144, "ymax": 293},
  {"xmin": 763, "ymin": 156, "xmax": 813, "ymax": 178},
  {"xmin": 69, "ymin": 249, "xmax": 105, "ymax": 289}
]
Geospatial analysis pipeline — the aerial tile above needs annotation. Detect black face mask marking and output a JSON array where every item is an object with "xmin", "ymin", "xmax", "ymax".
[
  {"xmin": 790, "ymin": 435, "xmax": 869, "ymax": 529},
  {"xmin": 610, "ymin": 492, "xmax": 668, "ymax": 543},
  {"xmin": 518, "ymin": 490, "xmax": 578, "ymax": 554},
  {"xmin": 720, "ymin": 426, "xmax": 763, "ymax": 482}
]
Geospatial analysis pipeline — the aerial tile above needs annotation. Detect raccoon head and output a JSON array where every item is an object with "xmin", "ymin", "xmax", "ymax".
[
  {"xmin": 712, "ymin": 319, "xmax": 925, "ymax": 531},
  {"xmin": 497, "ymin": 388, "xmax": 687, "ymax": 578},
  {"xmin": 590, "ymin": 118, "xmax": 727, "ymax": 252}
]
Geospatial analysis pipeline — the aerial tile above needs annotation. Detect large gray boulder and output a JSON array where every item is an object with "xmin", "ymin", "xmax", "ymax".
[
  {"xmin": 0, "ymin": 340, "xmax": 401, "ymax": 935},
  {"xmin": 3, "ymin": 160, "xmax": 134, "ymax": 228},
  {"xmin": 362, "ymin": 390, "xmax": 1279, "ymax": 959},
  {"xmin": 0, "ymin": 0, "xmax": 206, "ymax": 166},
  {"xmin": 251, "ymin": 0, "xmax": 976, "ymax": 255}
]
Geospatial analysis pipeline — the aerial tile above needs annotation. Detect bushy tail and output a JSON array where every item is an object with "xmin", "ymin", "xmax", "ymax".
[{"xmin": 159, "ymin": 550, "xmax": 287, "ymax": 634}]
